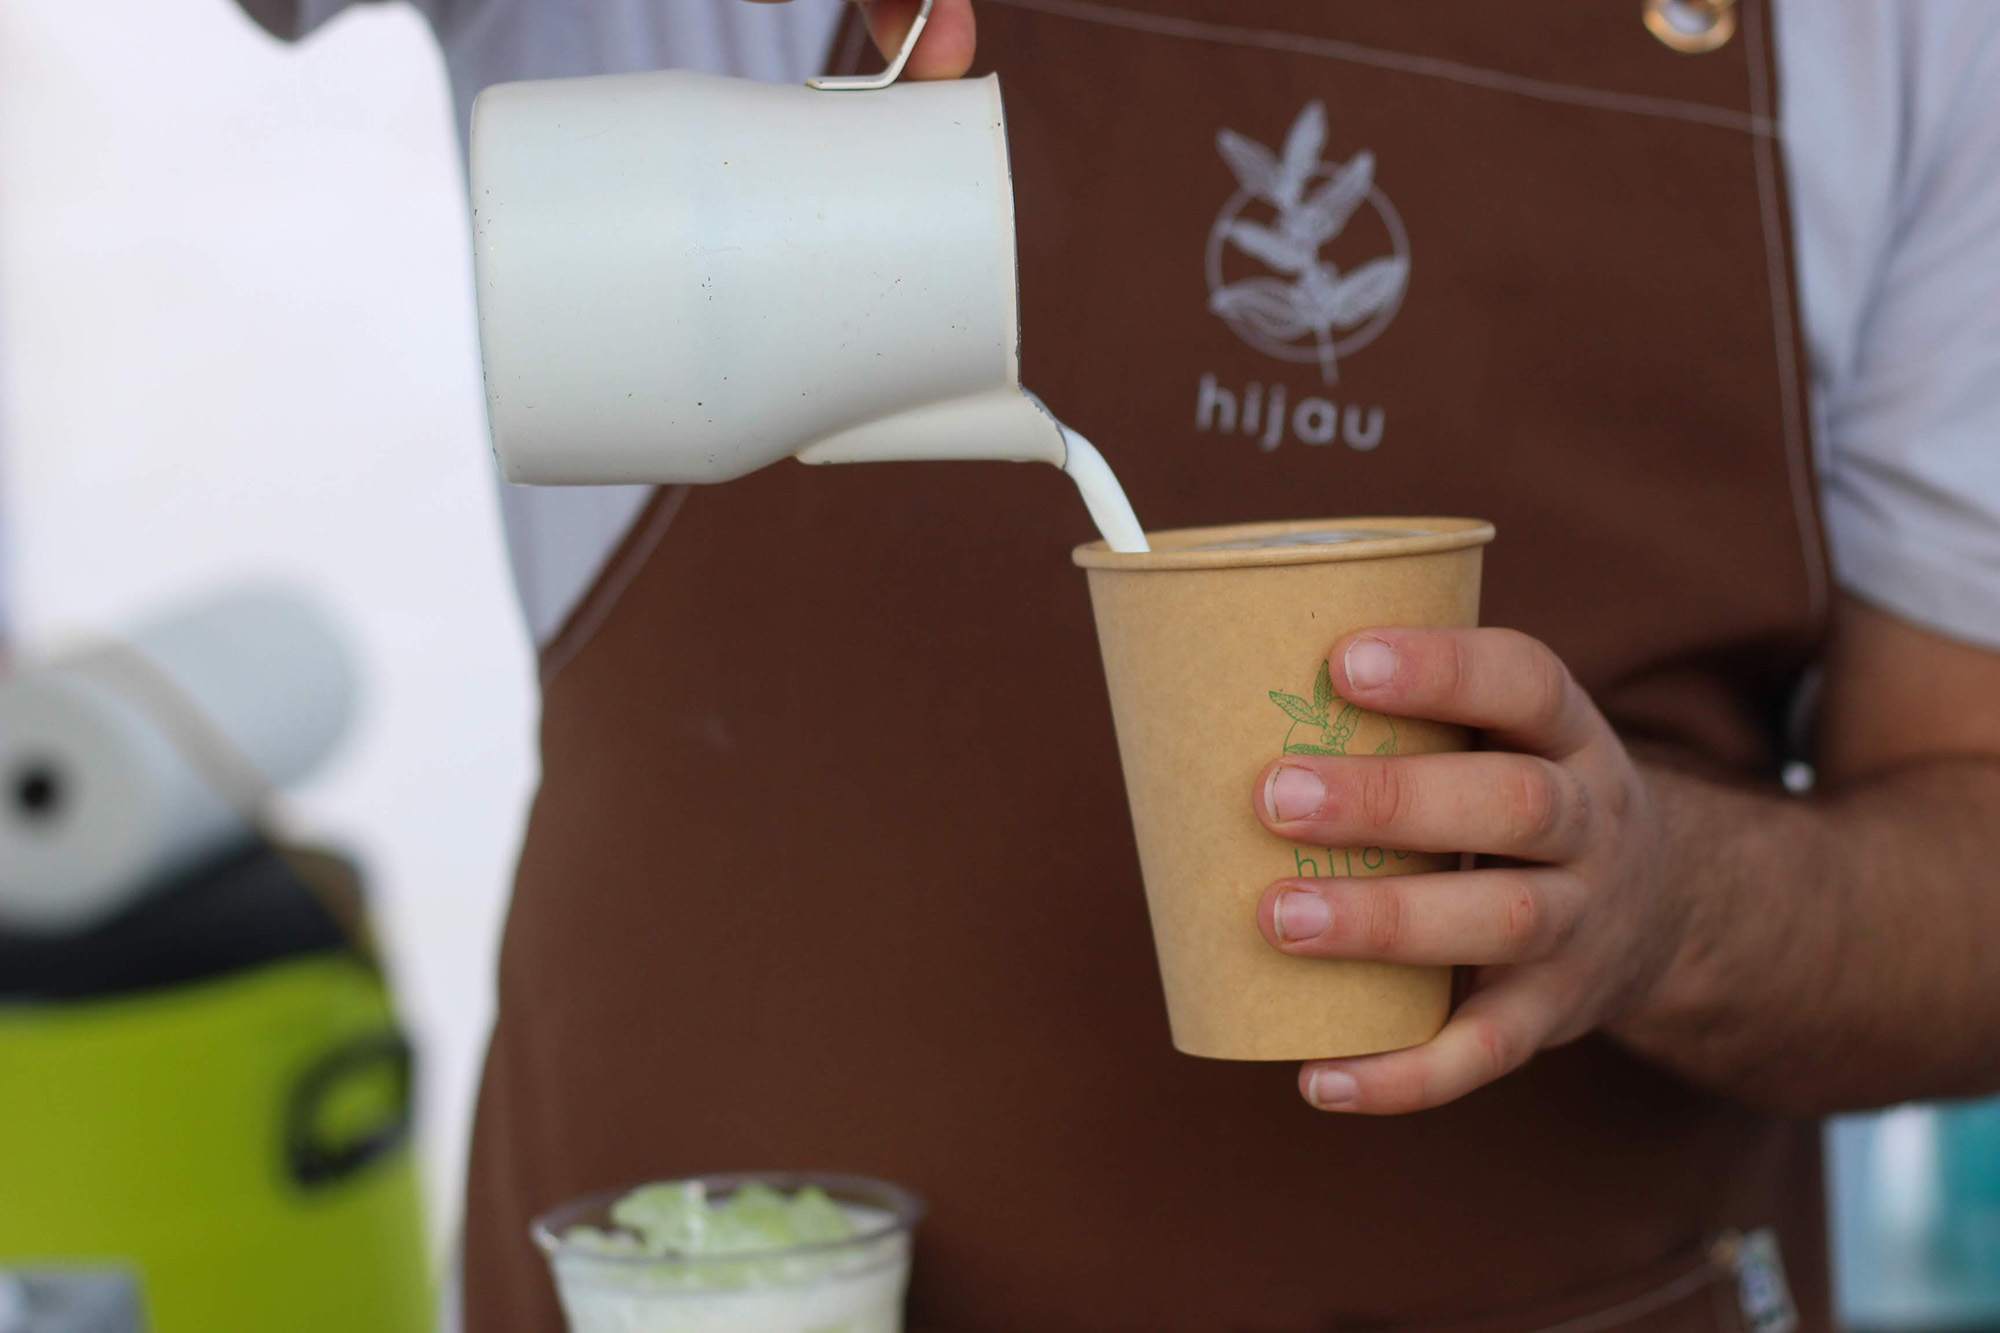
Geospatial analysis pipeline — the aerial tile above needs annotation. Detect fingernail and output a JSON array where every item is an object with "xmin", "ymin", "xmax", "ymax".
[
  {"xmin": 1265, "ymin": 766, "xmax": 1325, "ymax": 822},
  {"xmin": 1275, "ymin": 890, "xmax": 1331, "ymax": 942},
  {"xmin": 1308, "ymin": 1068, "xmax": 1361, "ymax": 1108},
  {"xmin": 1344, "ymin": 637, "xmax": 1397, "ymax": 690}
]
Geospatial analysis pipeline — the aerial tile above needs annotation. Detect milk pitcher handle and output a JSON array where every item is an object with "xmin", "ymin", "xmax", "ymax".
[{"xmin": 809, "ymin": 0, "xmax": 935, "ymax": 91}]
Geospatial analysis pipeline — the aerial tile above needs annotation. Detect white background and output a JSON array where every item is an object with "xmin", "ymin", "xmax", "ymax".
[{"xmin": 0, "ymin": 0, "xmax": 532, "ymax": 1254}]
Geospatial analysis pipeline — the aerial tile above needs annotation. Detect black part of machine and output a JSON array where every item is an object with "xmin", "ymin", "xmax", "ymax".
[{"xmin": 0, "ymin": 842, "xmax": 351, "ymax": 1002}]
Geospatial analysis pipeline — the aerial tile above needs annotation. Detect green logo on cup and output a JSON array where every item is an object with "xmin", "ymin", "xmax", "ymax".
[
  {"xmin": 1270, "ymin": 662, "xmax": 1410, "ymax": 879},
  {"xmin": 1268, "ymin": 660, "xmax": 1398, "ymax": 757}
]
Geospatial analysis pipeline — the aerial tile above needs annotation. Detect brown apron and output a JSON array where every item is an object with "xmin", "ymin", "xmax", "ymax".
[{"xmin": 464, "ymin": 2, "xmax": 1832, "ymax": 1329}]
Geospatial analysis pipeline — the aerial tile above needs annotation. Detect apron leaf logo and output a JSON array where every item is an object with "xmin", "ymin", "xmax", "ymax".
[
  {"xmin": 1206, "ymin": 102, "xmax": 1411, "ymax": 383},
  {"xmin": 1270, "ymin": 660, "xmax": 1400, "ymax": 756},
  {"xmin": 1212, "ymin": 277, "xmax": 1314, "ymax": 343}
]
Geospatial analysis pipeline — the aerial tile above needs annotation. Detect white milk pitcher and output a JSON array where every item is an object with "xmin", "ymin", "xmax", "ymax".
[{"xmin": 469, "ymin": 0, "xmax": 1069, "ymax": 486}]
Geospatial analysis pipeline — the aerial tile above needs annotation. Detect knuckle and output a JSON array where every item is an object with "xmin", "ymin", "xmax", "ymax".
[
  {"xmin": 1499, "ymin": 879, "xmax": 1544, "ymax": 953},
  {"xmin": 1443, "ymin": 635, "xmax": 1475, "ymax": 702},
  {"xmin": 1530, "ymin": 655, "xmax": 1571, "ymax": 735},
  {"xmin": 1357, "ymin": 760, "xmax": 1410, "ymax": 833},
  {"xmin": 1505, "ymin": 762, "xmax": 1564, "ymax": 845},
  {"xmin": 1469, "ymin": 1017, "xmax": 1518, "ymax": 1086},
  {"xmin": 1493, "ymin": 629, "xmax": 1569, "ymax": 732},
  {"xmin": 1550, "ymin": 874, "xmax": 1589, "ymax": 947},
  {"xmin": 1569, "ymin": 774, "xmax": 1596, "ymax": 841},
  {"xmin": 1363, "ymin": 884, "xmax": 1409, "ymax": 957}
]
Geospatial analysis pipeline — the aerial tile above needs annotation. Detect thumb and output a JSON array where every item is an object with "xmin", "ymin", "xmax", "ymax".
[{"xmin": 852, "ymin": 0, "xmax": 977, "ymax": 80}]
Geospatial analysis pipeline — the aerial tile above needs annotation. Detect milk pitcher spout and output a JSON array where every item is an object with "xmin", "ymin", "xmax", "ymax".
[
  {"xmin": 795, "ymin": 389, "xmax": 1065, "ymax": 468},
  {"xmin": 471, "ymin": 63, "xmax": 1064, "ymax": 485}
]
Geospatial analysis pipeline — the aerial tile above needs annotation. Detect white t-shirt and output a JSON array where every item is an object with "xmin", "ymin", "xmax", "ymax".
[{"xmin": 244, "ymin": 0, "xmax": 2000, "ymax": 654}]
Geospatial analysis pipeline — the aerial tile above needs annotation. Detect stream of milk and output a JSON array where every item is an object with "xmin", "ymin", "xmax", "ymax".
[{"xmin": 1058, "ymin": 425, "xmax": 1149, "ymax": 553}]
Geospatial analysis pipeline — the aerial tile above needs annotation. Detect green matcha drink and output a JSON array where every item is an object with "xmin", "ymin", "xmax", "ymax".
[{"xmin": 534, "ymin": 1173, "xmax": 922, "ymax": 1333}]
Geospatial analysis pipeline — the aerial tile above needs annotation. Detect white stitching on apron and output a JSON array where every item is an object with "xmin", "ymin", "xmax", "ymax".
[
  {"xmin": 540, "ymin": 485, "xmax": 689, "ymax": 687},
  {"xmin": 1390, "ymin": 1235, "xmax": 1752, "ymax": 1333},
  {"xmin": 1741, "ymin": 0, "xmax": 1831, "ymax": 624},
  {"xmin": 978, "ymin": 0, "xmax": 1776, "ymax": 136},
  {"xmin": 1519, "ymin": 1261, "xmax": 1724, "ymax": 1333}
]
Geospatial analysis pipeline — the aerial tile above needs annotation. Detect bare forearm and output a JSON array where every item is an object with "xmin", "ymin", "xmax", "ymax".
[{"xmin": 1616, "ymin": 758, "xmax": 2000, "ymax": 1113}]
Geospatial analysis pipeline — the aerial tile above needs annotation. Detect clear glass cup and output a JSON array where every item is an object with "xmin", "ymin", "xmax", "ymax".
[{"xmin": 532, "ymin": 1171, "xmax": 924, "ymax": 1333}]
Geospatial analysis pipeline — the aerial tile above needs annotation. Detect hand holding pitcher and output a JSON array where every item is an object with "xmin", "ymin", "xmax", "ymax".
[{"xmin": 746, "ymin": 0, "xmax": 978, "ymax": 78}]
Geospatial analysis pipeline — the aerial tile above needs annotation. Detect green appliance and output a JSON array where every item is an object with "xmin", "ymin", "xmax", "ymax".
[{"xmin": 0, "ymin": 843, "xmax": 432, "ymax": 1332}]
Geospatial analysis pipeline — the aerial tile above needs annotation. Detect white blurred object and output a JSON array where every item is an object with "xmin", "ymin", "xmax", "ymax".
[
  {"xmin": 0, "ymin": 586, "xmax": 355, "ymax": 932},
  {"xmin": 0, "ymin": 0, "xmax": 534, "ymax": 1253}
]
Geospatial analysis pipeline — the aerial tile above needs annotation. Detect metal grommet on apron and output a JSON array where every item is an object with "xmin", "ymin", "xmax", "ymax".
[
  {"xmin": 1644, "ymin": 0, "xmax": 1739, "ymax": 54},
  {"xmin": 463, "ymin": 1, "xmax": 1832, "ymax": 1329}
]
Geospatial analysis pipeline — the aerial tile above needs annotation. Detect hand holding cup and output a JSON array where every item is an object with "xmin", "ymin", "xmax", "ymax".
[{"xmin": 1252, "ymin": 627, "xmax": 1684, "ymax": 1115}]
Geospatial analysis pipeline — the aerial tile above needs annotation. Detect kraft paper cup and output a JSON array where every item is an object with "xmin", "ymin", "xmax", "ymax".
[{"xmin": 1074, "ymin": 517, "xmax": 1495, "ymax": 1061}]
